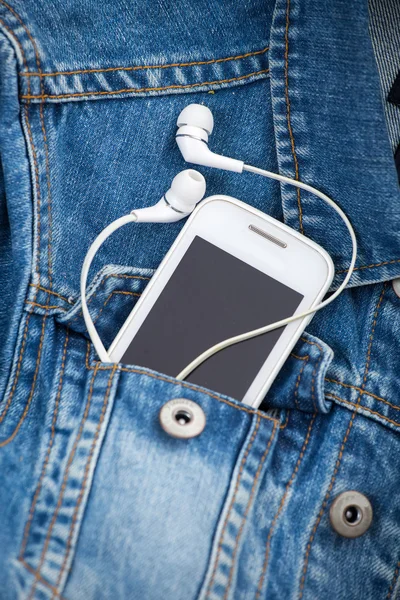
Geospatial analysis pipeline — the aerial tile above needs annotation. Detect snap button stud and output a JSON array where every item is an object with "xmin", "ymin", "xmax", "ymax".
[
  {"xmin": 393, "ymin": 278, "xmax": 400, "ymax": 299},
  {"xmin": 159, "ymin": 398, "xmax": 206, "ymax": 439},
  {"xmin": 329, "ymin": 490, "xmax": 372, "ymax": 538}
]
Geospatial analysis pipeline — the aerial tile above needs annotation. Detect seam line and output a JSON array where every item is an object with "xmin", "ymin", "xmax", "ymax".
[
  {"xmin": 20, "ymin": 69, "xmax": 270, "ymax": 100},
  {"xmin": 20, "ymin": 46, "xmax": 269, "ymax": 77},
  {"xmin": 387, "ymin": 561, "xmax": 400, "ymax": 600},
  {"xmin": 298, "ymin": 284, "xmax": 387, "ymax": 598},
  {"xmin": 28, "ymin": 364, "xmax": 100, "ymax": 597},
  {"xmin": 256, "ymin": 414, "xmax": 316, "ymax": 599},
  {"xmin": 53, "ymin": 365, "xmax": 117, "ymax": 595},
  {"xmin": 85, "ymin": 344, "xmax": 278, "ymax": 425},
  {"xmin": 20, "ymin": 559, "xmax": 65, "ymax": 599},
  {"xmin": 325, "ymin": 378, "xmax": 399, "ymax": 411},
  {"xmin": 0, "ymin": 315, "xmax": 47, "ymax": 447},
  {"xmin": 326, "ymin": 393, "xmax": 400, "ymax": 428},
  {"xmin": 19, "ymin": 329, "xmax": 69, "ymax": 559},
  {"xmin": 337, "ymin": 257, "xmax": 400, "ymax": 274},
  {"xmin": 284, "ymin": 0, "xmax": 303, "ymax": 233},
  {"xmin": 205, "ymin": 416, "xmax": 261, "ymax": 598},
  {"xmin": 223, "ymin": 423, "xmax": 278, "ymax": 600}
]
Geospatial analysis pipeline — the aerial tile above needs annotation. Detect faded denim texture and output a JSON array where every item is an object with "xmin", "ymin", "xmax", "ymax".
[{"xmin": 0, "ymin": 0, "xmax": 400, "ymax": 599}]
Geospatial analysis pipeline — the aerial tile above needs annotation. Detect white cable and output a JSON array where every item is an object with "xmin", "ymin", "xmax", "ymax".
[
  {"xmin": 175, "ymin": 164, "xmax": 357, "ymax": 380},
  {"xmin": 80, "ymin": 213, "xmax": 137, "ymax": 363},
  {"xmin": 81, "ymin": 165, "xmax": 356, "ymax": 377}
]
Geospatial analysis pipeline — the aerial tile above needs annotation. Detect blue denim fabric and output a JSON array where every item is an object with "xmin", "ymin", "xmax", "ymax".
[{"xmin": 1, "ymin": 0, "xmax": 400, "ymax": 599}]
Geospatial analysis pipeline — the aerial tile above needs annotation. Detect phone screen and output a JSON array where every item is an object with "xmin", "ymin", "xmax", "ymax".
[{"xmin": 121, "ymin": 236, "xmax": 304, "ymax": 399}]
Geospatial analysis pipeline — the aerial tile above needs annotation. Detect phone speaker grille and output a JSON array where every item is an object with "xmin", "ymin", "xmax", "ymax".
[{"xmin": 248, "ymin": 225, "xmax": 287, "ymax": 248}]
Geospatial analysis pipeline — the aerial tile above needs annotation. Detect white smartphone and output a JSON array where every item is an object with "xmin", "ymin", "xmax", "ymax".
[{"xmin": 109, "ymin": 196, "xmax": 334, "ymax": 407}]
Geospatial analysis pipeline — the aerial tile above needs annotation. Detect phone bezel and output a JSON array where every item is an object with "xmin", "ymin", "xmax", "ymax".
[{"xmin": 108, "ymin": 195, "xmax": 334, "ymax": 407}]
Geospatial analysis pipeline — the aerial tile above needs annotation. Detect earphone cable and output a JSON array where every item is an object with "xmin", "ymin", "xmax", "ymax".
[
  {"xmin": 175, "ymin": 165, "xmax": 357, "ymax": 380},
  {"xmin": 80, "ymin": 165, "xmax": 357, "ymax": 377}
]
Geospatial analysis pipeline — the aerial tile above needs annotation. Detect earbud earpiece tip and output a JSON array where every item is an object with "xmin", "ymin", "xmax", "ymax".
[
  {"xmin": 170, "ymin": 169, "xmax": 206, "ymax": 205},
  {"xmin": 177, "ymin": 104, "xmax": 214, "ymax": 135}
]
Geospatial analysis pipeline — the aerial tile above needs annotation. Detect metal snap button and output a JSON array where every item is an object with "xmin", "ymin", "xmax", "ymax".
[
  {"xmin": 159, "ymin": 398, "xmax": 206, "ymax": 439},
  {"xmin": 393, "ymin": 278, "xmax": 400, "ymax": 298},
  {"xmin": 329, "ymin": 490, "xmax": 373, "ymax": 538}
]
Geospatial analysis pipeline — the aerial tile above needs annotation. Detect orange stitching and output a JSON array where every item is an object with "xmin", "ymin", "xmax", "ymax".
[
  {"xmin": 325, "ymin": 378, "xmax": 399, "ymax": 411},
  {"xmin": 284, "ymin": 0, "xmax": 303, "ymax": 233},
  {"xmin": 54, "ymin": 366, "xmax": 117, "ymax": 594},
  {"xmin": 387, "ymin": 561, "xmax": 400, "ymax": 599},
  {"xmin": 0, "ymin": 315, "xmax": 47, "ymax": 447},
  {"xmin": 337, "ymin": 257, "xmax": 400, "ymax": 274},
  {"xmin": 326, "ymin": 393, "xmax": 400, "ymax": 429},
  {"xmin": 29, "ymin": 284, "xmax": 71, "ymax": 303},
  {"xmin": 205, "ymin": 416, "xmax": 261, "ymax": 598},
  {"xmin": 0, "ymin": 2, "xmax": 54, "ymax": 288},
  {"xmin": 85, "ymin": 344, "xmax": 278, "ymax": 424},
  {"xmin": 19, "ymin": 330, "xmax": 69, "ymax": 559},
  {"xmin": 0, "ymin": 17, "xmax": 30, "ymax": 95},
  {"xmin": 294, "ymin": 356, "xmax": 309, "ymax": 410},
  {"xmin": 223, "ymin": 422, "xmax": 278, "ymax": 599},
  {"xmin": 28, "ymin": 363, "xmax": 100, "ymax": 597},
  {"xmin": 290, "ymin": 352, "xmax": 309, "ymax": 361},
  {"xmin": 299, "ymin": 337, "xmax": 323, "ymax": 352},
  {"xmin": 256, "ymin": 414, "xmax": 316, "ymax": 599},
  {"xmin": 93, "ymin": 290, "xmax": 141, "ymax": 325},
  {"xmin": 26, "ymin": 279, "xmax": 145, "ymax": 316},
  {"xmin": 71, "ymin": 273, "xmax": 150, "ymax": 323},
  {"xmin": 20, "ymin": 559, "xmax": 65, "ymax": 599},
  {"xmin": 0, "ymin": 110, "xmax": 40, "ymax": 425},
  {"xmin": 298, "ymin": 284, "xmax": 387, "ymax": 598},
  {"xmin": 21, "ymin": 46, "xmax": 269, "ymax": 77},
  {"xmin": 310, "ymin": 354, "xmax": 322, "ymax": 413},
  {"xmin": 21, "ymin": 69, "xmax": 270, "ymax": 100},
  {"xmin": 0, "ymin": 312, "xmax": 32, "ymax": 424},
  {"xmin": 25, "ymin": 300, "xmax": 66, "ymax": 311},
  {"xmin": 279, "ymin": 410, "xmax": 290, "ymax": 430}
]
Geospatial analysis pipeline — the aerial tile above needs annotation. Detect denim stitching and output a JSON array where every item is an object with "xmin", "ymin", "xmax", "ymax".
[
  {"xmin": 21, "ymin": 69, "xmax": 270, "ymax": 100},
  {"xmin": 298, "ymin": 283, "xmax": 387, "ymax": 598},
  {"xmin": 19, "ymin": 329, "xmax": 69, "ymax": 559},
  {"xmin": 70, "ymin": 273, "xmax": 150, "ymax": 323},
  {"xmin": 0, "ymin": 10, "xmax": 45, "ymax": 429},
  {"xmin": 294, "ymin": 356, "xmax": 310, "ymax": 410},
  {"xmin": 24, "ymin": 289, "xmax": 141, "ymax": 315},
  {"xmin": 0, "ymin": 315, "xmax": 47, "ymax": 447},
  {"xmin": 326, "ymin": 393, "xmax": 400, "ymax": 429},
  {"xmin": 284, "ymin": 0, "xmax": 303, "ymax": 233},
  {"xmin": 29, "ymin": 284, "xmax": 71, "ymax": 304},
  {"xmin": 85, "ymin": 344, "xmax": 279, "ymax": 424},
  {"xmin": 279, "ymin": 411, "xmax": 290, "ymax": 430},
  {"xmin": 53, "ymin": 365, "xmax": 118, "ymax": 596},
  {"xmin": 256, "ymin": 414, "xmax": 316, "ymax": 599},
  {"xmin": 2, "ymin": 0, "xmax": 55, "ymax": 288},
  {"xmin": 337, "ymin": 257, "xmax": 400, "ymax": 274},
  {"xmin": 28, "ymin": 363, "xmax": 100, "ymax": 597},
  {"xmin": 26, "ymin": 301, "xmax": 66, "ymax": 311},
  {"xmin": 223, "ymin": 422, "xmax": 278, "ymax": 600},
  {"xmin": 205, "ymin": 416, "xmax": 261, "ymax": 598},
  {"xmin": 387, "ymin": 561, "xmax": 400, "ymax": 600},
  {"xmin": 325, "ymin": 378, "xmax": 399, "ymax": 411},
  {"xmin": 92, "ymin": 290, "xmax": 141, "ymax": 324},
  {"xmin": 20, "ymin": 559, "xmax": 65, "ymax": 599},
  {"xmin": 20, "ymin": 47, "xmax": 269, "ymax": 77}
]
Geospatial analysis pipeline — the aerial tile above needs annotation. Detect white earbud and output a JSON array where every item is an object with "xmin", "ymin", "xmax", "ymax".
[
  {"xmin": 81, "ymin": 169, "xmax": 206, "ymax": 363},
  {"xmin": 131, "ymin": 169, "xmax": 206, "ymax": 223},
  {"xmin": 176, "ymin": 104, "xmax": 244, "ymax": 173}
]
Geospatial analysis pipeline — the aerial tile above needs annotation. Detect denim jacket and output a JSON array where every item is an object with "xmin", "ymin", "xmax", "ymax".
[{"xmin": 1, "ymin": 0, "xmax": 400, "ymax": 598}]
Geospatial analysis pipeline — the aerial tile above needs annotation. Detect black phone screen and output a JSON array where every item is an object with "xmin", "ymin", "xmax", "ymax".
[{"xmin": 121, "ymin": 236, "xmax": 304, "ymax": 400}]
